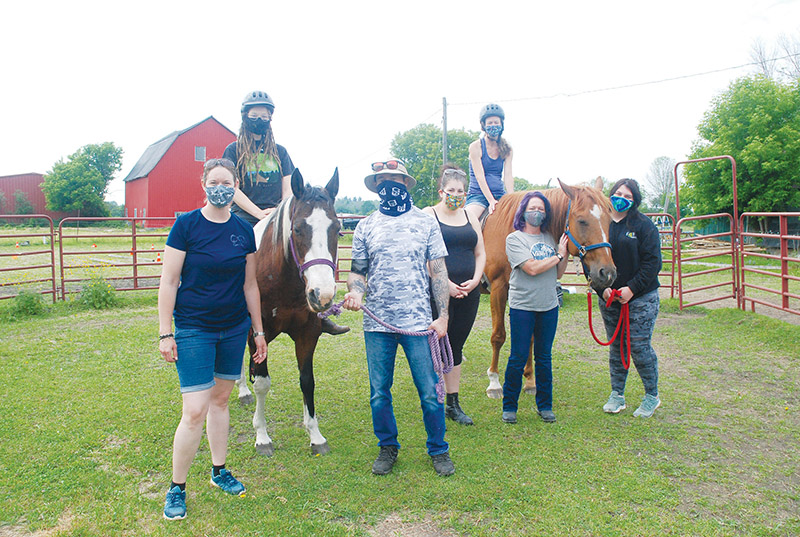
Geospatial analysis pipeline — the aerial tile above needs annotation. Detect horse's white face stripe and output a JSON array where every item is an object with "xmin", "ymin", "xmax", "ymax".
[
  {"xmin": 302, "ymin": 208, "xmax": 337, "ymax": 305},
  {"xmin": 590, "ymin": 203, "xmax": 607, "ymax": 243}
]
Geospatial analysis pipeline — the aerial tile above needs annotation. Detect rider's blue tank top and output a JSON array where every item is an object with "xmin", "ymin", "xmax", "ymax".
[{"xmin": 468, "ymin": 137, "xmax": 506, "ymax": 199}]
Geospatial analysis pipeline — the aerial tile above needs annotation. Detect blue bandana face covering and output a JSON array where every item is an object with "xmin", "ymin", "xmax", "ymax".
[
  {"xmin": 377, "ymin": 180, "xmax": 412, "ymax": 216},
  {"xmin": 611, "ymin": 195, "xmax": 633, "ymax": 213},
  {"xmin": 485, "ymin": 124, "xmax": 503, "ymax": 139},
  {"xmin": 205, "ymin": 184, "xmax": 236, "ymax": 207},
  {"xmin": 524, "ymin": 210, "xmax": 545, "ymax": 227}
]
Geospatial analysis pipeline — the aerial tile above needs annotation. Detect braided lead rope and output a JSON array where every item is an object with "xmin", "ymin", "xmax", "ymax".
[{"xmin": 319, "ymin": 300, "xmax": 453, "ymax": 403}]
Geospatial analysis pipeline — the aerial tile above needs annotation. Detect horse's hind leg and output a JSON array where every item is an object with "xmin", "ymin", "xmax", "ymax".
[
  {"xmin": 523, "ymin": 344, "xmax": 536, "ymax": 395},
  {"xmin": 250, "ymin": 349, "xmax": 274, "ymax": 457},
  {"xmin": 297, "ymin": 339, "xmax": 329, "ymax": 455},
  {"xmin": 486, "ymin": 279, "xmax": 508, "ymax": 399},
  {"xmin": 235, "ymin": 351, "xmax": 254, "ymax": 405}
]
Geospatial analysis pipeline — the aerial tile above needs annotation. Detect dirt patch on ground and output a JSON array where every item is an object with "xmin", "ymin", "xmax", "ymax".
[
  {"xmin": 0, "ymin": 513, "xmax": 74, "ymax": 537},
  {"xmin": 366, "ymin": 513, "xmax": 460, "ymax": 537}
]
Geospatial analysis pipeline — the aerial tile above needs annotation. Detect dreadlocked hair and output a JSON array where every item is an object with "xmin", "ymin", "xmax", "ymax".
[{"xmin": 236, "ymin": 122, "xmax": 282, "ymax": 189}]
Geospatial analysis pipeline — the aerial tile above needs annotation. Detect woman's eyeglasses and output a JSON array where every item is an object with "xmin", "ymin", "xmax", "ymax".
[
  {"xmin": 204, "ymin": 158, "xmax": 235, "ymax": 169},
  {"xmin": 371, "ymin": 160, "xmax": 403, "ymax": 172}
]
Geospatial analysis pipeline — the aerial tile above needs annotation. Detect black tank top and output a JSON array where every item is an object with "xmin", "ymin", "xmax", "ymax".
[{"xmin": 434, "ymin": 209, "xmax": 478, "ymax": 284}]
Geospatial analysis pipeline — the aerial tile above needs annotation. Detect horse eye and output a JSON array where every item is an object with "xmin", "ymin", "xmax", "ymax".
[{"xmin": 578, "ymin": 219, "xmax": 589, "ymax": 227}]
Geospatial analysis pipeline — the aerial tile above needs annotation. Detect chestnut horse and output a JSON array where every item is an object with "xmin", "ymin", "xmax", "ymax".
[
  {"xmin": 243, "ymin": 168, "xmax": 340, "ymax": 456},
  {"xmin": 483, "ymin": 178, "xmax": 617, "ymax": 398}
]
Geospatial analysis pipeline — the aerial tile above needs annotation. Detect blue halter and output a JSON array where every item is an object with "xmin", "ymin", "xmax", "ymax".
[{"xmin": 563, "ymin": 200, "xmax": 612, "ymax": 260}]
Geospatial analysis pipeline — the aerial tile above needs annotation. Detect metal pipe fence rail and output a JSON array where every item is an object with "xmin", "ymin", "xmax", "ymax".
[{"xmin": 0, "ymin": 215, "xmax": 57, "ymax": 302}]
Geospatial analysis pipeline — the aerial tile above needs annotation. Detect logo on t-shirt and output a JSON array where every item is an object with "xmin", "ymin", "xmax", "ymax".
[
  {"xmin": 230, "ymin": 234, "xmax": 247, "ymax": 248},
  {"xmin": 626, "ymin": 231, "xmax": 637, "ymax": 239},
  {"xmin": 530, "ymin": 242, "xmax": 556, "ymax": 260}
]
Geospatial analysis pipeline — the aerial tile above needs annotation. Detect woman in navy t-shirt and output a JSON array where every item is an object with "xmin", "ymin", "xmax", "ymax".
[{"xmin": 157, "ymin": 158, "xmax": 267, "ymax": 520}]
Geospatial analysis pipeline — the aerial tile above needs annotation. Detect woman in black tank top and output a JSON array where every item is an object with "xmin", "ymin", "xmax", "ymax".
[{"xmin": 423, "ymin": 165, "xmax": 486, "ymax": 425}]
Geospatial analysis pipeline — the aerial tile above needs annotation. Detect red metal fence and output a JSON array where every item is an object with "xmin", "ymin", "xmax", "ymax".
[{"xmin": 0, "ymin": 215, "xmax": 57, "ymax": 301}]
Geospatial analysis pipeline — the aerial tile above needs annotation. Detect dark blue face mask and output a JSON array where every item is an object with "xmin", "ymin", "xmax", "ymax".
[{"xmin": 377, "ymin": 180, "xmax": 412, "ymax": 216}]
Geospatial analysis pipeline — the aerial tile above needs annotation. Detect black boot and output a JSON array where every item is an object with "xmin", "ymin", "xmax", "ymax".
[
  {"xmin": 321, "ymin": 317, "xmax": 350, "ymax": 335},
  {"xmin": 445, "ymin": 393, "xmax": 474, "ymax": 426}
]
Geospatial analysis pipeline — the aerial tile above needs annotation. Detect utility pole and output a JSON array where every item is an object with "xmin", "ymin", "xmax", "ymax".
[{"xmin": 442, "ymin": 97, "xmax": 448, "ymax": 166}]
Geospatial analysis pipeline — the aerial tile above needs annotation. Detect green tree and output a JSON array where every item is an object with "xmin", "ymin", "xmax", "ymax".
[
  {"xmin": 684, "ymin": 76, "xmax": 800, "ymax": 216},
  {"xmin": 644, "ymin": 156, "xmax": 678, "ymax": 216},
  {"xmin": 42, "ymin": 142, "xmax": 123, "ymax": 216},
  {"xmin": 390, "ymin": 124, "xmax": 479, "ymax": 207},
  {"xmin": 14, "ymin": 190, "xmax": 34, "ymax": 215}
]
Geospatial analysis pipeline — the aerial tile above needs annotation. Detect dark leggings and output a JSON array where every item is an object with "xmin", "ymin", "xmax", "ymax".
[{"xmin": 431, "ymin": 287, "xmax": 481, "ymax": 367}]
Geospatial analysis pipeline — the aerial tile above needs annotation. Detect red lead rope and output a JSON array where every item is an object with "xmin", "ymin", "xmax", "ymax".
[{"xmin": 587, "ymin": 289, "xmax": 631, "ymax": 370}]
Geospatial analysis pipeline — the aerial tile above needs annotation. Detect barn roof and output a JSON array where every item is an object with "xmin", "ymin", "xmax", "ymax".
[{"xmin": 123, "ymin": 116, "xmax": 233, "ymax": 182}]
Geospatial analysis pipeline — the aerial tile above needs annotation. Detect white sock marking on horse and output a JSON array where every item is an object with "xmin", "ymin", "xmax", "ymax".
[
  {"xmin": 252, "ymin": 376, "xmax": 273, "ymax": 448},
  {"xmin": 590, "ymin": 204, "xmax": 608, "ymax": 243},
  {"xmin": 235, "ymin": 356, "xmax": 251, "ymax": 400},
  {"xmin": 303, "ymin": 403, "xmax": 327, "ymax": 447}
]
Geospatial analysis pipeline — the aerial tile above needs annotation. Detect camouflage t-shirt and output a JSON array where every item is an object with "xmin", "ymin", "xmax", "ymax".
[{"xmin": 352, "ymin": 207, "xmax": 448, "ymax": 332}]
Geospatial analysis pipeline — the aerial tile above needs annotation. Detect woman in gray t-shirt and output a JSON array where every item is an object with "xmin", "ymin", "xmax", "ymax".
[{"xmin": 502, "ymin": 192, "xmax": 569, "ymax": 424}]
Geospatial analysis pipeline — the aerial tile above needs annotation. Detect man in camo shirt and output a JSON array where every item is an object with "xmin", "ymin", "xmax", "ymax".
[{"xmin": 342, "ymin": 159, "xmax": 455, "ymax": 477}]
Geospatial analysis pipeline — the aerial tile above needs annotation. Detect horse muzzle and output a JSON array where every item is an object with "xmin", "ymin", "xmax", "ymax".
[
  {"xmin": 587, "ymin": 265, "xmax": 617, "ymax": 292},
  {"xmin": 307, "ymin": 287, "xmax": 335, "ymax": 313}
]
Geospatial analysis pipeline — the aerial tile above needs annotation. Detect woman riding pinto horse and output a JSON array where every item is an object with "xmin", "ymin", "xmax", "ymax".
[{"xmin": 482, "ymin": 178, "xmax": 617, "ymax": 398}]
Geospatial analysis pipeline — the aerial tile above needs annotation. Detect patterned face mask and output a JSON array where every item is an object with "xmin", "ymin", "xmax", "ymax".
[
  {"xmin": 611, "ymin": 195, "xmax": 633, "ymax": 213},
  {"xmin": 444, "ymin": 192, "xmax": 466, "ymax": 211},
  {"xmin": 524, "ymin": 210, "xmax": 545, "ymax": 227},
  {"xmin": 485, "ymin": 124, "xmax": 503, "ymax": 139},
  {"xmin": 377, "ymin": 180, "xmax": 412, "ymax": 216},
  {"xmin": 205, "ymin": 184, "xmax": 236, "ymax": 207}
]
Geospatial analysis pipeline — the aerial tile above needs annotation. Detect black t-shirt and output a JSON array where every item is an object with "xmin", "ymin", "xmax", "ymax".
[
  {"xmin": 608, "ymin": 212, "xmax": 662, "ymax": 299},
  {"xmin": 223, "ymin": 141, "xmax": 295, "ymax": 226}
]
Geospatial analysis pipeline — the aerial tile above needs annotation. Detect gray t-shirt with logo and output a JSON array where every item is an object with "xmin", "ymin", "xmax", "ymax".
[
  {"xmin": 506, "ymin": 230, "xmax": 559, "ymax": 312},
  {"xmin": 352, "ymin": 207, "xmax": 448, "ymax": 332}
]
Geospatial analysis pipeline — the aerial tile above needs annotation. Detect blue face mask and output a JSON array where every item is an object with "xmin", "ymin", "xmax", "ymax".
[
  {"xmin": 205, "ymin": 184, "xmax": 236, "ymax": 207},
  {"xmin": 611, "ymin": 195, "xmax": 633, "ymax": 213},
  {"xmin": 377, "ymin": 180, "xmax": 412, "ymax": 216},
  {"xmin": 524, "ymin": 210, "xmax": 545, "ymax": 227},
  {"xmin": 485, "ymin": 124, "xmax": 503, "ymax": 139}
]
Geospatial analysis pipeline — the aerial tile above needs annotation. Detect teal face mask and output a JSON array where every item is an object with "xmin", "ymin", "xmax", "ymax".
[{"xmin": 611, "ymin": 195, "xmax": 633, "ymax": 212}]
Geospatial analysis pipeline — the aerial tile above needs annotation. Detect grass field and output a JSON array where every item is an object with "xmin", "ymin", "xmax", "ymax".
[{"xmin": 1, "ymin": 285, "xmax": 798, "ymax": 536}]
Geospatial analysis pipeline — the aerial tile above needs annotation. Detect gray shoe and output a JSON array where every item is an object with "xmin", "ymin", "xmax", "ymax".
[
  {"xmin": 501, "ymin": 411, "xmax": 517, "ymax": 424},
  {"xmin": 538, "ymin": 409, "xmax": 556, "ymax": 423},
  {"xmin": 603, "ymin": 391, "xmax": 627, "ymax": 414},
  {"xmin": 371, "ymin": 446, "xmax": 398, "ymax": 475},
  {"xmin": 633, "ymin": 394, "xmax": 661, "ymax": 418},
  {"xmin": 431, "ymin": 452, "xmax": 455, "ymax": 476}
]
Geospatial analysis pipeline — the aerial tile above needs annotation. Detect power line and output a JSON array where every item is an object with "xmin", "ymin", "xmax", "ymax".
[{"xmin": 449, "ymin": 53, "xmax": 800, "ymax": 106}]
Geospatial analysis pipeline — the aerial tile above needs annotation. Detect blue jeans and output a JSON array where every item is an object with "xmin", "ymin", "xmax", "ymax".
[
  {"xmin": 503, "ymin": 307, "xmax": 559, "ymax": 412},
  {"xmin": 173, "ymin": 316, "xmax": 251, "ymax": 393},
  {"xmin": 364, "ymin": 331, "xmax": 448, "ymax": 456},
  {"xmin": 599, "ymin": 289, "xmax": 659, "ymax": 397}
]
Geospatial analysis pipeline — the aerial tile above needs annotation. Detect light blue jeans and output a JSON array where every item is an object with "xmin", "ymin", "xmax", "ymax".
[{"xmin": 364, "ymin": 331, "xmax": 448, "ymax": 456}]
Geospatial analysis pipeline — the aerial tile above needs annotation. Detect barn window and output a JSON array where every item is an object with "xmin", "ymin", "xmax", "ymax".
[{"xmin": 195, "ymin": 146, "xmax": 206, "ymax": 161}]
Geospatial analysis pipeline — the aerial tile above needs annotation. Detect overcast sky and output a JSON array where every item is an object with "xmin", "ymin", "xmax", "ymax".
[{"xmin": 3, "ymin": 0, "xmax": 799, "ymax": 206}]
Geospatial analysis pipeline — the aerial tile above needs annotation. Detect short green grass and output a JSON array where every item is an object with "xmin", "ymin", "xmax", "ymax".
[{"xmin": 1, "ymin": 289, "xmax": 798, "ymax": 536}]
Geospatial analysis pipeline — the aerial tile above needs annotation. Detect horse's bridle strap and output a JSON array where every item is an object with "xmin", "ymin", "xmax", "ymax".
[
  {"xmin": 564, "ymin": 200, "xmax": 612, "ymax": 259},
  {"xmin": 288, "ymin": 215, "xmax": 337, "ymax": 276}
]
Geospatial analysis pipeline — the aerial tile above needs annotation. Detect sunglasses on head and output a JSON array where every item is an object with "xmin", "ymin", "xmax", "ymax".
[
  {"xmin": 204, "ymin": 158, "xmax": 235, "ymax": 169},
  {"xmin": 443, "ymin": 169, "xmax": 467, "ymax": 177},
  {"xmin": 371, "ymin": 160, "xmax": 403, "ymax": 172}
]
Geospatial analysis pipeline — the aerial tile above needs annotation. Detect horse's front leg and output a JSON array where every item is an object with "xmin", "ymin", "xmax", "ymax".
[
  {"xmin": 486, "ymin": 279, "xmax": 508, "ymax": 399},
  {"xmin": 523, "ymin": 338, "xmax": 536, "ymax": 395},
  {"xmin": 235, "ymin": 351, "xmax": 254, "ymax": 405},
  {"xmin": 296, "ymin": 335, "xmax": 329, "ymax": 455},
  {"xmin": 249, "ymin": 336, "xmax": 274, "ymax": 456}
]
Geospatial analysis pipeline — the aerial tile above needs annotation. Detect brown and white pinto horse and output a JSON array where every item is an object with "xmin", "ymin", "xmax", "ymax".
[
  {"xmin": 243, "ymin": 168, "xmax": 340, "ymax": 456},
  {"xmin": 483, "ymin": 178, "xmax": 617, "ymax": 398}
]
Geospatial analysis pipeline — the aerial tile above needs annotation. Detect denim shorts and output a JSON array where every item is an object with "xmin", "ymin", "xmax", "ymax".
[
  {"xmin": 466, "ymin": 189, "xmax": 504, "ymax": 208},
  {"xmin": 173, "ymin": 316, "xmax": 251, "ymax": 393}
]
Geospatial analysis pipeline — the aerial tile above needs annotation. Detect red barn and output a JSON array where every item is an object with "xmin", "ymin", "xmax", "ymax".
[
  {"xmin": 0, "ymin": 173, "xmax": 73, "ymax": 221},
  {"xmin": 124, "ymin": 116, "xmax": 236, "ymax": 227}
]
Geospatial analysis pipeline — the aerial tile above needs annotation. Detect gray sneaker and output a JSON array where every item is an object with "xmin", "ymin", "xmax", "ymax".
[
  {"xmin": 603, "ymin": 391, "xmax": 626, "ymax": 414},
  {"xmin": 431, "ymin": 452, "xmax": 455, "ymax": 476},
  {"xmin": 633, "ymin": 394, "xmax": 661, "ymax": 418},
  {"xmin": 372, "ymin": 446, "xmax": 398, "ymax": 475},
  {"xmin": 501, "ymin": 411, "xmax": 517, "ymax": 424}
]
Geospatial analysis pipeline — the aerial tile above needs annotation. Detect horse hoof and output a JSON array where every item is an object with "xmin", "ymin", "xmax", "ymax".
[
  {"xmin": 486, "ymin": 388, "xmax": 503, "ymax": 399},
  {"xmin": 311, "ymin": 442, "xmax": 331, "ymax": 456},
  {"xmin": 524, "ymin": 386, "xmax": 537, "ymax": 396},
  {"xmin": 238, "ymin": 394, "xmax": 254, "ymax": 406},
  {"xmin": 256, "ymin": 442, "xmax": 274, "ymax": 457}
]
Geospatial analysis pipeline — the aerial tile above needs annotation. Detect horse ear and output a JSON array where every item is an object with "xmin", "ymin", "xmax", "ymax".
[
  {"xmin": 594, "ymin": 176, "xmax": 603, "ymax": 190},
  {"xmin": 558, "ymin": 178, "xmax": 575, "ymax": 200},
  {"xmin": 291, "ymin": 168, "xmax": 305, "ymax": 199},
  {"xmin": 326, "ymin": 168, "xmax": 339, "ymax": 199}
]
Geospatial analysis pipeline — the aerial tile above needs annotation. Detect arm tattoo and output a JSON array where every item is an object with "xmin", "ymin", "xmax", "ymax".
[
  {"xmin": 429, "ymin": 257, "xmax": 449, "ymax": 319},
  {"xmin": 348, "ymin": 274, "xmax": 367, "ymax": 294}
]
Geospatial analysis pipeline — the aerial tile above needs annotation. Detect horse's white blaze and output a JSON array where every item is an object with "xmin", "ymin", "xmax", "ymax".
[
  {"xmin": 303, "ymin": 404, "xmax": 327, "ymax": 446},
  {"xmin": 590, "ymin": 204, "xmax": 608, "ymax": 243},
  {"xmin": 252, "ymin": 376, "xmax": 273, "ymax": 448},
  {"xmin": 303, "ymin": 208, "xmax": 337, "ymax": 306}
]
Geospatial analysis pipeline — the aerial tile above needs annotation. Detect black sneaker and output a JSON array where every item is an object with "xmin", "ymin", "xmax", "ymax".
[
  {"xmin": 372, "ymin": 446, "xmax": 398, "ymax": 475},
  {"xmin": 431, "ymin": 452, "xmax": 455, "ymax": 476}
]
